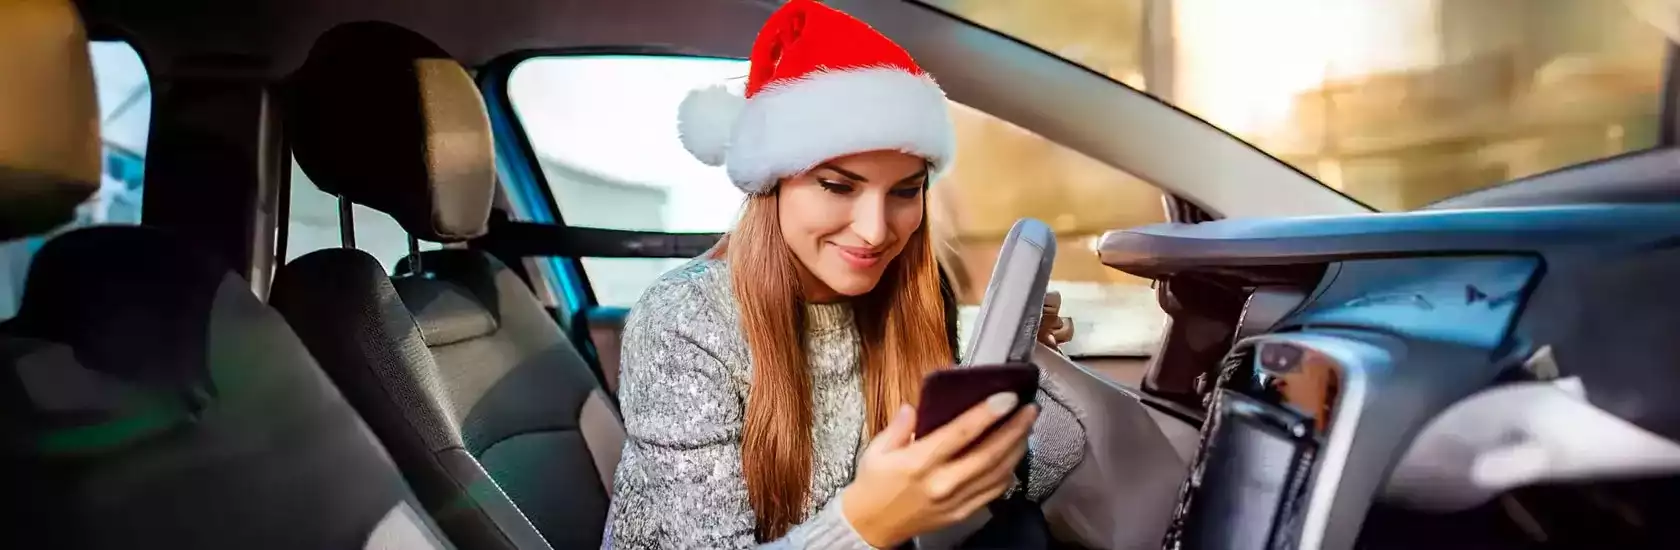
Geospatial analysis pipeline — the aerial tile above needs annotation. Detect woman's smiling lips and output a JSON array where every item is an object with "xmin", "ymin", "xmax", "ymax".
[{"xmin": 831, "ymin": 243, "xmax": 884, "ymax": 269}]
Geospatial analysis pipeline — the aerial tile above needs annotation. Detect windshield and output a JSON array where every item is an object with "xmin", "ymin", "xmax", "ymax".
[{"xmin": 924, "ymin": 0, "xmax": 1668, "ymax": 211}]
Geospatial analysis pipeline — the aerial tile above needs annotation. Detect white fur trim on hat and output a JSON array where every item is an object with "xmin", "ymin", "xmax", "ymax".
[
  {"xmin": 676, "ymin": 83, "xmax": 745, "ymax": 167},
  {"xmin": 676, "ymin": 67, "xmax": 955, "ymax": 194}
]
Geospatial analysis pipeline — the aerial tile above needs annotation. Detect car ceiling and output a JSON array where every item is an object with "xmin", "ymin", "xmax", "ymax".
[
  {"xmin": 79, "ymin": 0, "xmax": 1372, "ymax": 219},
  {"xmin": 80, "ymin": 0, "xmax": 775, "ymax": 75}
]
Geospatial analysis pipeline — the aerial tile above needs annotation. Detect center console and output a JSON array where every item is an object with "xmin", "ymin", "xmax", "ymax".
[{"xmin": 1164, "ymin": 332, "xmax": 1506, "ymax": 550}]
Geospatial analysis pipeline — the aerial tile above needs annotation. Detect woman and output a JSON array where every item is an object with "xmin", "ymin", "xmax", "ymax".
[{"xmin": 605, "ymin": 1, "xmax": 1087, "ymax": 548}]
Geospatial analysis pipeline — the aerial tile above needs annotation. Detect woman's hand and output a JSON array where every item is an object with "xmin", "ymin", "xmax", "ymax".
[
  {"xmin": 1039, "ymin": 291, "xmax": 1074, "ymax": 348},
  {"xmin": 840, "ymin": 393, "xmax": 1038, "ymax": 548}
]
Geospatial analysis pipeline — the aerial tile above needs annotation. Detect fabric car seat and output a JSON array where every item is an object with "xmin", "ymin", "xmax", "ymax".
[
  {"xmin": 270, "ymin": 21, "xmax": 622, "ymax": 549},
  {"xmin": 0, "ymin": 4, "xmax": 452, "ymax": 548}
]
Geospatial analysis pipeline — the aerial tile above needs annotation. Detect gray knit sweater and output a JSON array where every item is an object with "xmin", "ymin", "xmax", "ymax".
[{"xmin": 604, "ymin": 259, "xmax": 1087, "ymax": 549}]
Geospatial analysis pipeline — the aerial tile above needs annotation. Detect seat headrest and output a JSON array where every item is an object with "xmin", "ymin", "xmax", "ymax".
[
  {"xmin": 4, "ymin": 226, "xmax": 230, "ymax": 455},
  {"xmin": 287, "ymin": 21, "xmax": 495, "ymax": 243},
  {"xmin": 0, "ymin": 0, "xmax": 101, "ymax": 240}
]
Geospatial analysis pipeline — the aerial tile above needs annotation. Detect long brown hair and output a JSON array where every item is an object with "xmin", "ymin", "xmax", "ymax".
[{"xmin": 711, "ymin": 191, "xmax": 952, "ymax": 541}]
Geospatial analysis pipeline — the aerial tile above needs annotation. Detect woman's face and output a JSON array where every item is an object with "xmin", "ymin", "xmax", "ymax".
[{"xmin": 778, "ymin": 150, "xmax": 929, "ymax": 301}]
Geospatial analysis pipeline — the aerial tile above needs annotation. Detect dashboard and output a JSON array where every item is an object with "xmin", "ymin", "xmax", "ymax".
[{"xmin": 1096, "ymin": 203, "xmax": 1680, "ymax": 549}]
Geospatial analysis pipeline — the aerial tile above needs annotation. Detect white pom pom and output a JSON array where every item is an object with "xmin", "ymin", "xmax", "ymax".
[{"xmin": 676, "ymin": 83, "xmax": 746, "ymax": 167}]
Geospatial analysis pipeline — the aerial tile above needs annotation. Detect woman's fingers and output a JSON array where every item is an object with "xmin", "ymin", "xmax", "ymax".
[
  {"xmin": 923, "ymin": 405, "xmax": 1037, "ymax": 500},
  {"xmin": 909, "ymin": 392, "xmax": 1021, "ymax": 466},
  {"xmin": 1039, "ymin": 315, "xmax": 1071, "ymax": 347},
  {"xmin": 1051, "ymin": 316, "xmax": 1074, "ymax": 344},
  {"xmin": 941, "ymin": 440, "xmax": 1029, "ymax": 521},
  {"xmin": 944, "ymin": 406, "xmax": 1036, "ymax": 479},
  {"xmin": 864, "ymin": 404, "xmax": 916, "ymax": 456},
  {"xmin": 1040, "ymin": 292, "xmax": 1074, "ymax": 346},
  {"xmin": 1038, "ymin": 317, "xmax": 1058, "ymax": 347}
]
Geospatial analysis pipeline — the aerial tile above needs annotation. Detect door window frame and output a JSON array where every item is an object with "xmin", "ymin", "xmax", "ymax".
[{"xmin": 479, "ymin": 47, "xmax": 723, "ymax": 322}]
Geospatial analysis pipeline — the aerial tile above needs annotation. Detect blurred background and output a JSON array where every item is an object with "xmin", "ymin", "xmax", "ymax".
[
  {"xmin": 926, "ymin": 0, "xmax": 1664, "ymax": 356},
  {"xmin": 502, "ymin": 0, "xmax": 1666, "ymax": 358},
  {"xmin": 13, "ymin": 1, "xmax": 1665, "ymax": 361}
]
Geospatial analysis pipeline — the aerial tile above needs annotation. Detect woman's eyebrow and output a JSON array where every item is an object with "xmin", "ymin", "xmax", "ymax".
[
  {"xmin": 895, "ymin": 168, "xmax": 930, "ymax": 185},
  {"xmin": 816, "ymin": 163, "xmax": 868, "ymax": 182}
]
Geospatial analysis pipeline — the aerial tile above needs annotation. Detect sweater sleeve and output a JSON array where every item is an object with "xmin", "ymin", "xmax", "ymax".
[
  {"xmin": 1021, "ymin": 365, "xmax": 1089, "ymax": 501},
  {"xmin": 955, "ymin": 345, "xmax": 1087, "ymax": 502},
  {"xmin": 605, "ymin": 276, "xmax": 877, "ymax": 550}
]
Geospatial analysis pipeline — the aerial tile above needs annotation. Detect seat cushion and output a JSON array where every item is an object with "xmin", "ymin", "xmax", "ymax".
[
  {"xmin": 395, "ymin": 249, "xmax": 618, "ymax": 548},
  {"xmin": 271, "ymin": 247, "xmax": 550, "ymax": 550}
]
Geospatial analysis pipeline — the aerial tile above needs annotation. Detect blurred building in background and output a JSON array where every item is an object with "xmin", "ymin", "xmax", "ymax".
[
  {"xmin": 934, "ymin": 0, "xmax": 1662, "ymax": 211},
  {"xmin": 928, "ymin": 0, "xmax": 1664, "ymax": 354},
  {"xmin": 1254, "ymin": 0, "xmax": 1663, "ymax": 209}
]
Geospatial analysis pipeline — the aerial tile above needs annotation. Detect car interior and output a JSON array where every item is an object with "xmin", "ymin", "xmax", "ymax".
[
  {"xmin": 269, "ymin": 20, "xmax": 618, "ymax": 549},
  {"xmin": 0, "ymin": 3, "xmax": 451, "ymax": 548},
  {"xmin": 5, "ymin": 0, "xmax": 1680, "ymax": 548}
]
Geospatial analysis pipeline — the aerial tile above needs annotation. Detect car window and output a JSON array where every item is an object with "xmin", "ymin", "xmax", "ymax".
[
  {"xmin": 507, "ymin": 55, "xmax": 1168, "ymax": 357},
  {"xmin": 925, "ymin": 0, "xmax": 1668, "ymax": 210},
  {"xmin": 284, "ymin": 158, "xmax": 442, "ymax": 273},
  {"xmin": 2, "ymin": 41, "xmax": 150, "ymax": 319}
]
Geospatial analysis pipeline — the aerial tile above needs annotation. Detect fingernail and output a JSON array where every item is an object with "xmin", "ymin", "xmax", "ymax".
[{"xmin": 986, "ymin": 392, "xmax": 1019, "ymax": 415}]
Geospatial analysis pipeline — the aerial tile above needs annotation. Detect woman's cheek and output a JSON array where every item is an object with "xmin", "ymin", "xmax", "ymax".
[
  {"xmin": 781, "ymin": 184, "xmax": 849, "ymax": 237},
  {"xmin": 890, "ymin": 198, "xmax": 925, "ymax": 237}
]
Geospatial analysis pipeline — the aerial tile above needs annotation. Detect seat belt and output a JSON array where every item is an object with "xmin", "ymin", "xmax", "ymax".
[{"xmin": 470, "ymin": 211, "xmax": 720, "ymax": 260}]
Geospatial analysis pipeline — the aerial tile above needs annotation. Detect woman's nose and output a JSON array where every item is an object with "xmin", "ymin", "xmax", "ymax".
[{"xmin": 850, "ymin": 195, "xmax": 889, "ymax": 246}]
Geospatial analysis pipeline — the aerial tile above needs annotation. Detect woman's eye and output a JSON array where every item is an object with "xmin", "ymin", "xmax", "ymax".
[
  {"xmin": 891, "ymin": 186, "xmax": 923, "ymax": 199},
  {"xmin": 818, "ymin": 179, "xmax": 854, "ymax": 194}
]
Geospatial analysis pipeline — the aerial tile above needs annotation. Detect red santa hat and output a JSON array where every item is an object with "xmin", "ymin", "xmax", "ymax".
[{"xmin": 677, "ymin": 0, "xmax": 955, "ymax": 194}]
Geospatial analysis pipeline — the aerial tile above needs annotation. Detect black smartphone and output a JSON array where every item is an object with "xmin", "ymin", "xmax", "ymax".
[{"xmin": 914, "ymin": 363, "xmax": 1039, "ymax": 439}]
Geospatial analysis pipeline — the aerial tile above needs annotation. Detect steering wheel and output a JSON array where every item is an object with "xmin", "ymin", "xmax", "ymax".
[
  {"xmin": 963, "ymin": 218, "xmax": 1058, "ymax": 366},
  {"xmin": 916, "ymin": 218, "xmax": 1058, "ymax": 549}
]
